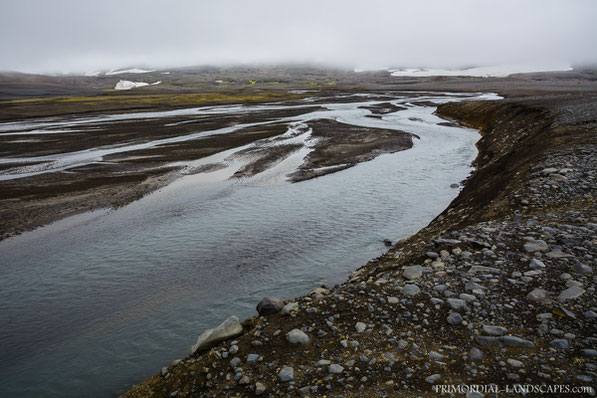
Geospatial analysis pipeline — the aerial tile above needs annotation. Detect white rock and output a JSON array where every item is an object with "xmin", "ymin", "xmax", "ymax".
[
  {"xmin": 192, "ymin": 316, "xmax": 243, "ymax": 354},
  {"xmin": 281, "ymin": 302, "xmax": 299, "ymax": 316}
]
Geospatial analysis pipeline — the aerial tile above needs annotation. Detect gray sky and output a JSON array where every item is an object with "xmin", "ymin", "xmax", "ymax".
[{"xmin": 1, "ymin": 0, "xmax": 596, "ymax": 74}]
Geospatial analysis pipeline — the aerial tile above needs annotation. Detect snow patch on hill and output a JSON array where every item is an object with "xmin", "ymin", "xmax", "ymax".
[
  {"xmin": 84, "ymin": 71, "xmax": 102, "ymax": 77},
  {"xmin": 388, "ymin": 64, "xmax": 572, "ymax": 78},
  {"xmin": 114, "ymin": 80, "xmax": 161, "ymax": 90},
  {"xmin": 107, "ymin": 68, "xmax": 155, "ymax": 76}
]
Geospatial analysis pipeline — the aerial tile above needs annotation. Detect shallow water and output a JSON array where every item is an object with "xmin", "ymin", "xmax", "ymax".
[{"xmin": 0, "ymin": 92, "xmax": 498, "ymax": 397}]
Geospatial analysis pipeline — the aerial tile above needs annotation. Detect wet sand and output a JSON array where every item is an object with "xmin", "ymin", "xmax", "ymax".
[{"xmin": 0, "ymin": 94, "xmax": 421, "ymax": 240}]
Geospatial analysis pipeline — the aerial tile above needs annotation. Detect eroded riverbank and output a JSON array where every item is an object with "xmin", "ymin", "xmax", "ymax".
[{"xmin": 123, "ymin": 92, "xmax": 597, "ymax": 397}]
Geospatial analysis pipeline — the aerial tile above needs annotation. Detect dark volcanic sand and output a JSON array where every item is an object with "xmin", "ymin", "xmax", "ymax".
[
  {"xmin": 289, "ymin": 119, "xmax": 418, "ymax": 182},
  {"xmin": 0, "ymin": 100, "xmax": 419, "ymax": 239}
]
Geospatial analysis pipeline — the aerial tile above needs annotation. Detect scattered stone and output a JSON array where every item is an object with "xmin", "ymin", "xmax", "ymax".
[
  {"xmin": 402, "ymin": 284, "xmax": 420, "ymax": 296},
  {"xmin": 470, "ymin": 347, "xmax": 484, "ymax": 361},
  {"xmin": 238, "ymin": 375, "xmax": 250, "ymax": 385},
  {"xmin": 549, "ymin": 339, "xmax": 569, "ymax": 349},
  {"xmin": 309, "ymin": 287, "xmax": 330, "ymax": 297},
  {"xmin": 281, "ymin": 302, "xmax": 299, "ymax": 316},
  {"xmin": 425, "ymin": 374, "xmax": 441, "ymax": 384},
  {"xmin": 447, "ymin": 298, "xmax": 466, "ymax": 310},
  {"xmin": 447, "ymin": 312, "xmax": 463, "ymax": 325},
  {"xmin": 286, "ymin": 329, "xmax": 310, "ymax": 345},
  {"xmin": 402, "ymin": 265, "xmax": 423, "ymax": 280},
  {"xmin": 475, "ymin": 336, "xmax": 534, "ymax": 348},
  {"xmin": 573, "ymin": 262, "xmax": 592, "ymax": 274},
  {"xmin": 256, "ymin": 296, "xmax": 284, "ymax": 316},
  {"xmin": 315, "ymin": 359, "xmax": 331, "ymax": 367},
  {"xmin": 482, "ymin": 325, "xmax": 508, "ymax": 336},
  {"xmin": 355, "ymin": 322, "xmax": 367, "ymax": 333},
  {"xmin": 529, "ymin": 258, "xmax": 545, "ymax": 269},
  {"xmin": 255, "ymin": 382, "xmax": 266, "ymax": 395},
  {"xmin": 526, "ymin": 288, "xmax": 550, "ymax": 302},
  {"xmin": 523, "ymin": 240, "xmax": 549, "ymax": 252},
  {"xmin": 468, "ymin": 265, "xmax": 500, "ymax": 274},
  {"xmin": 557, "ymin": 286, "xmax": 585, "ymax": 302},
  {"xmin": 426, "ymin": 251, "xmax": 439, "ymax": 259},
  {"xmin": 277, "ymin": 366, "xmax": 294, "ymax": 382},
  {"xmin": 328, "ymin": 364, "xmax": 344, "ymax": 374},
  {"xmin": 230, "ymin": 357, "xmax": 241, "ymax": 368},
  {"xmin": 459, "ymin": 293, "xmax": 476, "ymax": 302},
  {"xmin": 192, "ymin": 316, "xmax": 244, "ymax": 354}
]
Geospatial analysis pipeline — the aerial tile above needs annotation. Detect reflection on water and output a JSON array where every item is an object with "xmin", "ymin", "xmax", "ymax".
[{"xmin": 0, "ymin": 92, "xmax": 499, "ymax": 397}]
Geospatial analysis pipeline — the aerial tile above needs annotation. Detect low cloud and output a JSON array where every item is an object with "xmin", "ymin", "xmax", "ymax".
[{"xmin": 1, "ymin": 0, "xmax": 596, "ymax": 74}]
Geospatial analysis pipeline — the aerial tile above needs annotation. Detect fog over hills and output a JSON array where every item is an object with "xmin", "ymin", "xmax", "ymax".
[{"xmin": 1, "ymin": 0, "xmax": 596, "ymax": 74}]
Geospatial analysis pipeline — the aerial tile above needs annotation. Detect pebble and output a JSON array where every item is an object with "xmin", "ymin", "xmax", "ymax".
[
  {"xmin": 402, "ymin": 265, "xmax": 423, "ymax": 280},
  {"xmin": 549, "ymin": 339, "xmax": 569, "ymax": 349},
  {"xmin": 230, "ymin": 357, "xmax": 241, "ymax": 368},
  {"xmin": 402, "ymin": 284, "xmax": 421, "ymax": 296},
  {"xmin": 527, "ymin": 288, "xmax": 550, "ymax": 302},
  {"xmin": 523, "ymin": 239, "xmax": 549, "ymax": 252},
  {"xmin": 257, "ymin": 296, "xmax": 284, "ymax": 316},
  {"xmin": 281, "ymin": 302, "xmax": 299, "ymax": 316},
  {"xmin": 328, "ymin": 364, "xmax": 344, "ymax": 374},
  {"xmin": 255, "ymin": 382, "xmax": 266, "ymax": 395},
  {"xmin": 529, "ymin": 258, "xmax": 545, "ymax": 269},
  {"xmin": 286, "ymin": 329, "xmax": 310, "ymax": 345},
  {"xmin": 557, "ymin": 285, "xmax": 585, "ymax": 302},
  {"xmin": 239, "ymin": 375, "xmax": 250, "ymax": 385},
  {"xmin": 470, "ymin": 347, "xmax": 484, "ymax": 361},
  {"xmin": 355, "ymin": 322, "xmax": 367, "ymax": 333},
  {"xmin": 447, "ymin": 312, "xmax": 463, "ymax": 325},
  {"xmin": 277, "ymin": 366, "xmax": 294, "ymax": 382},
  {"xmin": 447, "ymin": 298, "xmax": 466, "ymax": 310},
  {"xmin": 475, "ymin": 336, "xmax": 534, "ymax": 348},
  {"xmin": 482, "ymin": 325, "xmax": 508, "ymax": 336},
  {"xmin": 425, "ymin": 374, "xmax": 441, "ymax": 384}
]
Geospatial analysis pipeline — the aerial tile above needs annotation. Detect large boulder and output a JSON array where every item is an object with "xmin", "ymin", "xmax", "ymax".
[
  {"xmin": 257, "ymin": 296, "xmax": 284, "ymax": 316},
  {"xmin": 191, "ymin": 316, "xmax": 243, "ymax": 354}
]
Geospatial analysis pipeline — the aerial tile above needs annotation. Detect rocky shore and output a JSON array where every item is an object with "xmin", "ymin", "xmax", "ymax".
[{"xmin": 122, "ymin": 90, "xmax": 597, "ymax": 397}]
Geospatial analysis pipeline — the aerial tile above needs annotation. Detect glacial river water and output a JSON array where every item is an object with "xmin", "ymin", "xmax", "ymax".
[{"xmin": 0, "ymin": 92, "xmax": 498, "ymax": 397}]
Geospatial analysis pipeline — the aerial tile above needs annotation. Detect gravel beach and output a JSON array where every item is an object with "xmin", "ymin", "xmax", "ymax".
[{"xmin": 122, "ymin": 78, "xmax": 597, "ymax": 397}]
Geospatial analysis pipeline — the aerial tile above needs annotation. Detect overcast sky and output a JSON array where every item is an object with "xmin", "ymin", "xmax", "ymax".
[{"xmin": 1, "ymin": 0, "xmax": 596, "ymax": 74}]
